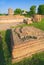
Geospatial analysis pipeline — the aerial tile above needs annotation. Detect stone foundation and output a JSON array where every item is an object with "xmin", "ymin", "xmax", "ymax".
[
  {"xmin": 11, "ymin": 26, "xmax": 44, "ymax": 63},
  {"xmin": 23, "ymin": 18, "xmax": 32, "ymax": 24},
  {"xmin": 0, "ymin": 15, "xmax": 25, "ymax": 23},
  {"xmin": 33, "ymin": 15, "xmax": 42, "ymax": 22}
]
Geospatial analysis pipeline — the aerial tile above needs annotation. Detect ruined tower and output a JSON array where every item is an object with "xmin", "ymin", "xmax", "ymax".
[{"xmin": 8, "ymin": 8, "xmax": 14, "ymax": 15}]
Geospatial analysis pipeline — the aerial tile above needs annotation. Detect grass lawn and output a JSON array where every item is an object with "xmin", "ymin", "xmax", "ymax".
[{"xmin": 0, "ymin": 19, "xmax": 44, "ymax": 65}]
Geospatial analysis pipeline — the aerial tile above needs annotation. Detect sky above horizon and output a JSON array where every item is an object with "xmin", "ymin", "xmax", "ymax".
[{"xmin": 0, "ymin": 0, "xmax": 44, "ymax": 14}]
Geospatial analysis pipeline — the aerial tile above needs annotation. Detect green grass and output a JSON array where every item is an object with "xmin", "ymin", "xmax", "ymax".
[
  {"xmin": 0, "ymin": 30, "xmax": 12, "ymax": 65},
  {"xmin": 0, "ymin": 19, "xmax": 44, "ymax": 65},
  {"xmin": 11, "ymin": 19, "xmax": 44, "ymax": 31},
  {"xmin": 31, "ymin": 19, "xmax": 44, "ymax": 31}
]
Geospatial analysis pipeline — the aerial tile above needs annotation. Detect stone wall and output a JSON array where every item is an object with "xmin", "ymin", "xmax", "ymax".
[
  {"xmin": 12, "ymin": 39, "xmax": 44, "ymax": 62},
  {"xmin": 0, "ymin": 15, "xmax": 25, "ymax": 23},
  {"xmin": 33, "ymin": 14, "xmax": 44, "ymax": 22},
  {"xmin": 0, "ymin": 19, "xmax": 24, "ymax": 23},
  {"xmin": 23, "ymin": 18, "xmax": 32, "ymax": 24},
  {"xmin": 11, "ymin": 27, "xmax": 44, "ymax": 63},
  {"xmin": 33, "ymin": 15, "xmax": 42, "ymax": 22},
  {"xmin": 41, "ymin": 15, "xmax": 44, "ymax": 19},
  {"xmin": 0, "ymin": 14, "xmax": 44, "ymax": 23},
  {"xmin": 0, "ymin": 15, "xmax": 25, "ymax": 20}
]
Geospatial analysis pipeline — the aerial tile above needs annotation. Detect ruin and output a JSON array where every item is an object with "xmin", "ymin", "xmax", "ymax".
[
  {"xmin": 23, "ymin": 18, "xmax": 32, "ymax": 24},
  {"xmin": 11, "ymin": 26, "xmax": 44, "ymax": 62},
  {"xmin": 0, "ymin": 8, "xmax": 44, "ymax": 24},
  {"xmin": 33, "ymin": 14, "xmax": 42, "ymax": 22},
  {"xmin": 8, "ymin": 8, "xmax": 14, "ymax": 15}
]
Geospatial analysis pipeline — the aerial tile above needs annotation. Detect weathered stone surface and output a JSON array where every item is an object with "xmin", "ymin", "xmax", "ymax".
[
  {"xmin": 11, "ymin": 26, "xmax": 44, "ymax": 63},
  {"xmin": 8, "ymin": 8, "xmax": 14, "ymax": 15},
  {"xmin": 23, "ymin": 18, "xmax": 32, "ymax": 24},
  {"xmin": 0, "ymin": 15, "xmax": 25, "ymax": 23},
  {"xmin": 41, "ymin": 15, "xmax": 44, "ymax": 19},
  {"xmin": 33, "ymin": 15, "xmax": 42, "ymax": 22}
]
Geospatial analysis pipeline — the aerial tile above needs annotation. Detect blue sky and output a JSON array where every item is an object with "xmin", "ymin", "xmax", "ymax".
[{"xmin": 0, "ymin": 0, "xmax": 44, "ymax": 14}]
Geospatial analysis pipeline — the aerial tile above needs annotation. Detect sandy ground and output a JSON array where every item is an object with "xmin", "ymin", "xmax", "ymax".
[{"xmin": 0, "ymin": 22, "xmax": 22, "ymax": 30}]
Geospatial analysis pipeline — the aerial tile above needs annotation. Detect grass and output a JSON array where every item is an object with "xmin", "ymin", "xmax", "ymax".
[
  {"xmin": 0, "ymin": 30, "xmax": 12, "ymax": 65},
  {"xmin": 0, "ymin": 19, "xmax": 44, "ymax": 65},
  {"xmin": 31, "ymin": 19, "xmax": 44, "ymax": 31},
  {"xmin": 11, "ymin": 19, "xmax": 44, "ymax": 31}
]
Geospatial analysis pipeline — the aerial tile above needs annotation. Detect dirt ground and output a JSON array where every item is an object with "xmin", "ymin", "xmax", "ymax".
[{"xmin": 0, "ymin": 22, "xmax": 22, "ymax": 30}]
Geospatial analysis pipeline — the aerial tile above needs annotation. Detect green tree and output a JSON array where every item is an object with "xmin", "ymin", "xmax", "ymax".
[
  {"xmin": 29, "ymin": 5, "xmax": 36, "ymax": 16},
  {"xmin": 14, "ymin": 8, "xmax": 22, "ymax": 15},
  {"xmin": 38, "ymin": 4, "xmax": 44, "ymax": 15}
]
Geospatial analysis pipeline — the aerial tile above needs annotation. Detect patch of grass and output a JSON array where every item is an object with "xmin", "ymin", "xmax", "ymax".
[
  {"xmin": 11, "ymin": 19, "xmax": 44, "ymax": 31},
  {"xmin": 0, "ymin": 30, "xmax": 12, "ymax": 65},
  {"xmin": 11, "ymin": 23, "xmax": 28, "ymax": 28},
  {"xmin": 31, "ymin": 19, "xmax": 44, "ymax": 31}
]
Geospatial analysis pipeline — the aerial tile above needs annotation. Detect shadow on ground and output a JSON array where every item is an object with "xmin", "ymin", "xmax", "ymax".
[
  {"xmin": 5, "ymin": 29, "xmax": 12, "ymax": 58},
  {"xmin": 0, "ymin": 37, "xmax": 6, "ymax": 65}
]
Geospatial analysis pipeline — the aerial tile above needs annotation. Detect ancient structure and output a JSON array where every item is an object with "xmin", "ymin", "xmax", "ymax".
[
  {"xmin": 11, "ymin": 26, "xmax": 44, "ymax": 62},
  {"xmin": 8, "ymin": 8, "xmax": 14, "ymax": 15},
  {"xmin": 0, "ymin": 7, "xmax": 44, "ymax": 23},
  {"xmin": 23, "ymin": 18, "xmax": 32, "ymax": 24},
  {"xmin": 41, "ymin": 15, "xmax": 44, "ymax": 19},
  {"xmin": 33, "ymin": 15, "xmax": 42, "ymax": 22},
  {"xmin": 0, "ymin": 15, "xmax": 25, "ymax": 23}
]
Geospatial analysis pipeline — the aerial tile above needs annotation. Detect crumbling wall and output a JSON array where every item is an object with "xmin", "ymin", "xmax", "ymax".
[
  {"xmin": 23, "ymin": 18, "xmax": 32, "ymax": 24},
  {"xmin": 8, "ymin": 8, "xmax": 14, "ymax": 15},
  {"xmin": 33, "ymin": 15, "xmax": 42, "ymax": 22},
  {"xmin": 41, "ymin": 15, "xmax": 44, "ymax": 19},
  {"xmin": 0, "ymin": 15, "xmax": 25, "ymax": 23},
  {"xmin": 11, "ymin": 27, "xmax": 44, "ymax": 63}
]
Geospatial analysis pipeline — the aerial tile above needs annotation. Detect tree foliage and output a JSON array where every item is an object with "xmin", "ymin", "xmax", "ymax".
[
  {"xmin": 29, "ymin": 5, "xmax": 36, "ymax": 16},
  {"xmin": 38, "ymin": 4, "xmax": 44, "ymax": 15},
  {"xmin": 14, "ymin": 8, "xmax": 22, "ymax": 15}
]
